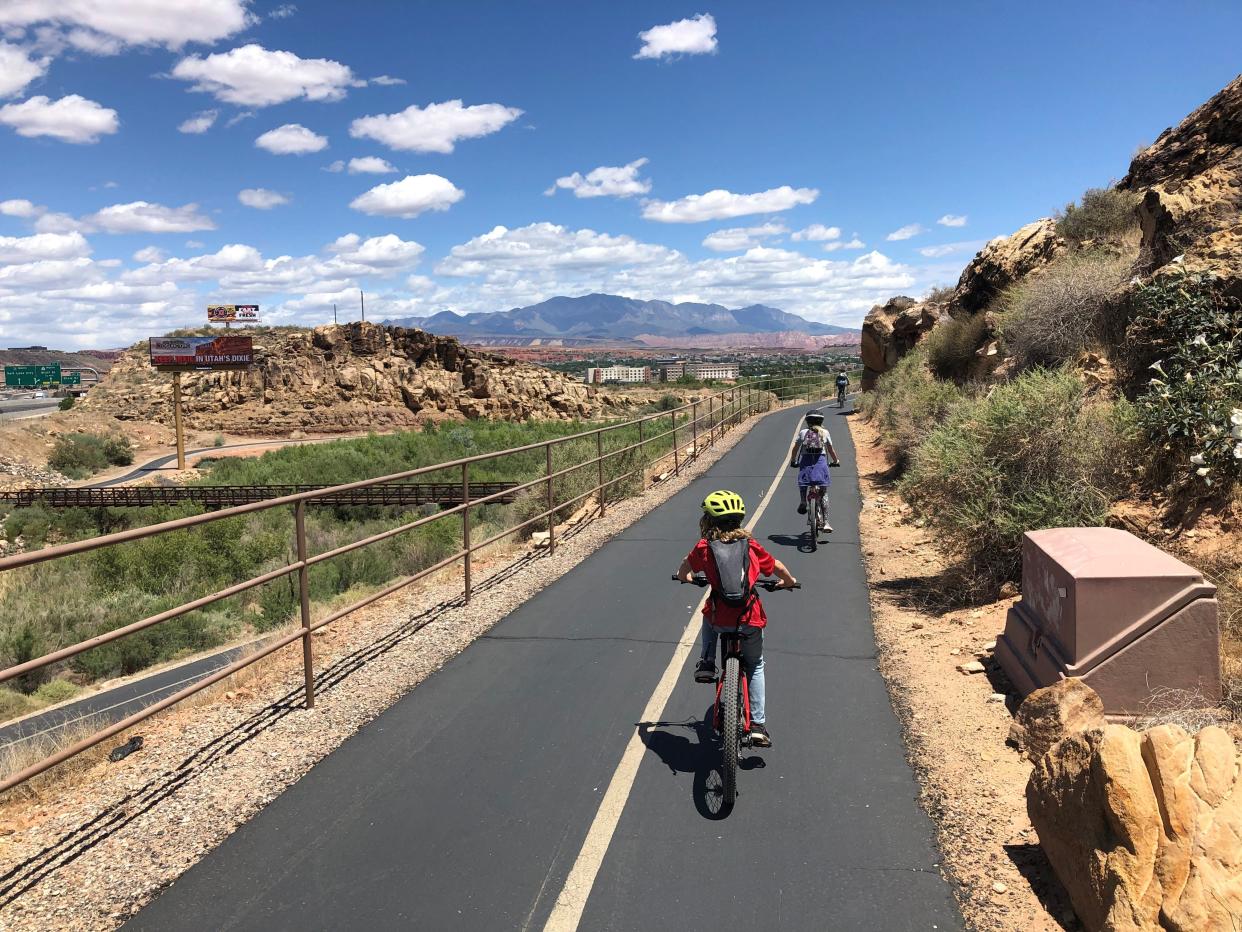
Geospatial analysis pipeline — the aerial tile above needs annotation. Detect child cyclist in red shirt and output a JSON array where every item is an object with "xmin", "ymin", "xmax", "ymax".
[{"xmin": 676, "ymin": 489, "xmax": 797, "ymax": 748}]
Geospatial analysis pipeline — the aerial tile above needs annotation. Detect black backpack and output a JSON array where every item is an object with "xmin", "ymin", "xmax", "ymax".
[{"xmin": 708, "ymin": 539, "xmax": 755, "ymax": 611}]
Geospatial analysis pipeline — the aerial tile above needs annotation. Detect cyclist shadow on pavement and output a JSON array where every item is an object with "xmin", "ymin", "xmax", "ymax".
[
  {"xmin": 638, "ymin": 706, "xmax": 765, "ymax": 821},
  {"xmin": 765, "ymin": 533, "xmax": 815, "ymax": 553}
]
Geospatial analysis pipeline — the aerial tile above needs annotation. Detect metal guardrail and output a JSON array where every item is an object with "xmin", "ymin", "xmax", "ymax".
[
  {"xmin": 0, "ymin": 483, "xmax": 520, "ymax": 509},
  {"xmin": 0, "ymin": 372, "xmax": 836, "ymax": 791}
]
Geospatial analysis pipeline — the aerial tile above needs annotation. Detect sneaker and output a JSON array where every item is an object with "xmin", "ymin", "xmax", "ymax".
[
  {"xmin": 694, "ymin": 659, "xmax": 717, "ymax": 683},
  {"xmin": 820, "ymin": 520, "xmax": 833, "ymax": 533},
  {"xmin": 797, "ymin": 504, "xmax": 807, "ymax": 515},
  {"xmin": 748, "ymin": 722, "xmax": 771, "ymax": 748}
]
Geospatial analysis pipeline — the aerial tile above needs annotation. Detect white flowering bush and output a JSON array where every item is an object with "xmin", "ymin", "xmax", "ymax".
[{"xmin": 1132, "ymin": 269, "xmax": 1242, "ymax": 487}]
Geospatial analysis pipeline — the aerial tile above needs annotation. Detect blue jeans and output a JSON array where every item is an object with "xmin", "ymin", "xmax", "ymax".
[{"xmin": 699, "ymin": 620, "xmax": 766, "ymax": 724}]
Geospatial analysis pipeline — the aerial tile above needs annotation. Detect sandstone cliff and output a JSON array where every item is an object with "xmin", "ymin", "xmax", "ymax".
[
  {"xmin": 82, "ymin": 323, "xmax": 631, "ymax": 435},
  {"xmin": 862, "ymin": 73, "xmax": 1242, "ymax": 383}
]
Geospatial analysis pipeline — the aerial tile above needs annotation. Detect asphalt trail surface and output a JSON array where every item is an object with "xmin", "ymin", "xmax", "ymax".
[{"xmin": 128, "ymin": 402, "xmax": 961, "ymax": 931}]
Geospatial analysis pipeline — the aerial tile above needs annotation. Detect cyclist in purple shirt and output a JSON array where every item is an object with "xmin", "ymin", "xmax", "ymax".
[{"xmin": 789, "ymin": 410, "xmax": 840, "ymax": 531}]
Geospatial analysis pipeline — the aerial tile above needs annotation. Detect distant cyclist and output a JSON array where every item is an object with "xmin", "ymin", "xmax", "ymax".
[
  {"xmin": 790, "ymin": 410, "xmax": 840, "ymax": 531},
  {"xmin": 835, "ymin": 370, "xmax": 850, "ymax": 407},
  {"xmin": 677, "ymin": 490, "xmax": 796, "ymax": 748}
]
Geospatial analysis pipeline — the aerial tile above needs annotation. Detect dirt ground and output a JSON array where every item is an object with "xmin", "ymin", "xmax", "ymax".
[{"xmin": 851, "ymin": 414, "xmax": 1079, "ymax": 932}]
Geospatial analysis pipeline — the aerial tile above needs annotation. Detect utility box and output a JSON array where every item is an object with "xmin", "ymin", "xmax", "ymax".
[{"xmin": 994, "ymin": 527, "xmax": 1220, "ymax": 716}]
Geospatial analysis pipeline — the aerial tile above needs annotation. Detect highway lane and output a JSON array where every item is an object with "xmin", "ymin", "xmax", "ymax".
[
  {"xmin": 0, "ymin": 398, "xmax": 60, "ymax": 421},
  {"xmin": 128, "ymin": 401, "xmax": 961, "ymax": 931}
]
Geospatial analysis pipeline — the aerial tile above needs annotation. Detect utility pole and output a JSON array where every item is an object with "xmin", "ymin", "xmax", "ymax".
[
  {"xmin": 333, "ymin": 303, "xmax": 338, "ymax": 325},
  {"xmin": 360, "ymin": 289, "xmax": 366, "ymax": 322}
]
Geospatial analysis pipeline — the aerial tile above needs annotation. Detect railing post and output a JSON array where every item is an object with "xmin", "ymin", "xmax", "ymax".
[
  {"xmin": 294, "ymin": 500, "xmax": 315, "ymax": 709},
  {"xmin": 462, "ymin": 461, "xmax": 472, "ymax": 603},
  {"xmin": 596, "ymin": 430, "xmax": 606, "ymax": 516},
  {"xmin": 708, "ymin": 395, "xmax": 714, "ymax": 446},
  {"xmin": 545, "ymin": 444, "xmax": 556, "ymax": 555},
  {"xmin": 691, "ymin": 401, "xmax": 699, "ymax": 458},
  {"xmin": 671, "ymin": 411, "xmax": 679, "ymax": 476},
  {"xmin": 637, "ymin": 416, "xmax": 645, "ymax": 485}
]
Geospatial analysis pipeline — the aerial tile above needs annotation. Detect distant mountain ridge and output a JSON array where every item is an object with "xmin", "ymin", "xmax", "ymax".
[{"xmin": 384, "ymin": 294, "xmax": 857, "ymax": 343}]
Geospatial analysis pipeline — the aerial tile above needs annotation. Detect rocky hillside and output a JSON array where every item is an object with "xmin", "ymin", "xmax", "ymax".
[
  {"xmin": 862, "ymin": 73, "xmax": 1242, "ymax": 387},
  {"xmin": 82, "ymin": 323, "xmax": 632, "ymax": 435}
]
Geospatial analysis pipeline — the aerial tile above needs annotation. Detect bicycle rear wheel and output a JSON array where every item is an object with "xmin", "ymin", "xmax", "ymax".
[
  {"xmin": 807, "ymin": 493, "xmax": 818, "ymax": 551},
  {"xmin": 720, "ymin": 656, "xmax": 740, "ymax": 810}
]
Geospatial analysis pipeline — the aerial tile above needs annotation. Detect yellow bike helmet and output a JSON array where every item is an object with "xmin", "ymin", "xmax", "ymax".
[{"xmin": 701, "ymin": 489, "xmax": 746, "ymax": 518}]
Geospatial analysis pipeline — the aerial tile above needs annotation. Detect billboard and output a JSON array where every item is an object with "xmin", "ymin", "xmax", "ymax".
[
  {"xmin": 207, "ymin": 304, "xmax": 260, "ymax": 323},
  {"xmin": 5, "ymin": 364, "xmax": 61, "ymax": 387},
  {"xmin": 149, "ymin": 336, "xmax": 253, "ymax": 369}
]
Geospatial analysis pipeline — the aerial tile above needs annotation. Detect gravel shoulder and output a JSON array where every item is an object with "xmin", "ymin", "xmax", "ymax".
[
  {"xmin": 852, "ymin": 413, "xmax": 1079, "ymax": 932},
  {"xmin": 0, "ymin": 406, "xmax": 772, "ymax": 931}
]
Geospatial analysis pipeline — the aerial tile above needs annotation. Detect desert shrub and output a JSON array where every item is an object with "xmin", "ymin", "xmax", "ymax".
[
  {"xmin": 1000, "ymin": 251, "xmax": 1133, "ymax": 369},
  {"xmin": 901, "ymin": 367, "xmax": 1139, "ymax": 588},
  {"xmin": 924, "ymin": 284, "xmax": 956, "ymax": 304},
  {"xmin": 654, "ymin": 394, "xmax": 681, "ymax": 411},
  {"xmin": 57, "ymin": 395, "xmax": 74, "ymax": 411},
  {"xmin": 1055, "ymin": 186, "xmax": 1141, "ymax": 244},
  {"xmin": 33, "ymin": 678, "xmax": 79, "ymax": 705},
  {"xmin": 0, "ymin": 688, "xmax": 38, "ymax": 721},
  {"xmin": 3, "ymin": 505, "xmax": 57, "ymax": 548},
  {"xmin": 1130, "ymin": 268, "xmax": 1242, "ymax": 489},
  {"xmin": 861, "ymin": 348, "xmax": 963, "ymax": 467},
  {"xmin": 212, "ymin": 434, "xmax": 225, "ymax": 447},
  {"xmin": 924, "ymin": 313, "xmax": 990, "ymax": 380},
  {"xmin": 48, "ymin": 432, "xmax": 133, "ymax": 478}
]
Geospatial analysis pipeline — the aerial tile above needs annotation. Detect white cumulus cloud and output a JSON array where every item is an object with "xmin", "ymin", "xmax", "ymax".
[
  {"xmin": 349, "ymin": 99, "xmax": 522, "ymax": 154},
  {"xmin": 347, "ymin": 156, "xmax": 396, "ymax": 174},
  {"xmin": 0, "ymin": 42, "xmax": 48, "ymax": 98},
  {"xmin": 133, "ymin": 246, "xmax": 166, "ymax": 263},
  {"xmin": 349, "ymin": 174, "xmax": 464, "ymax": 218},
  {"xmin": 642, "ymin": 185, "xmax": 818, "ymax": 223},
  {"xmin": 85, "ymin": 201, "xmax": 215, "ymax": 234},
  {"xmin": 0, "ymin": 231, "xmax": 91, "ymax": 264},
  {"xmin": 701, "ymin": 222, "xmax": 786, "ymax": 252},
  {"xmin": 823, "ymin": 237, "xmax": 866, "ymax": 252},
  {"xmin": 886, "ymin": 223, "xmax": 926, "ymax": 241},
  {"xmin": 255, "ymin": 123, "xmax": 327, "ymax": 155},
  {"xmin": 791, "ymin": 224, "xmax": 841, "ymax": 242},
  {"xmin": 937, "ymin": 214, "xmax": 967, "ymax": 227},
  {"xmin": 171, "ymin": 44, "xmax": 357, "ymax": 107},
  {"xmin": 0, "ymin": 0, "xmax": 251, "ymax": 50},
  {"xmin": 547, "ymin": 158, "xmax": 651, "ymax": 199},
  {"xmin": 178, "ymin": 109, "xmax": 218, "ymax": 134},
  {"xmin": 0, "ymin": 199, "xmax": 41, "ymax": 218},
  {"xmin": 238, "ymin": 188, "xmax": 290, "ymax": 209},
  {"xmin": 370, "ymin": 75, "xmax": 405, "ymax": 86},
  {"xmin": 634, "ymin": 13, "xmax": 717, "ymax": 60},
  {"xmin": 0, "ymin": 94, "xmax": 118, "ymax": 143},
  {"xmin": 328, "ymin": 233, "xmax": 424, "ymax": 268},
  {"xmin": 917, "ymin": 240, "xmax": 986, "ymax": 258}
]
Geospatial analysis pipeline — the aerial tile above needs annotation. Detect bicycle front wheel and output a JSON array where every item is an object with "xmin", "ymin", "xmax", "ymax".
[
  {"xmin": 807, "ymin": 495, "xmax": 818, "ymax": 551},
  {"xmin": 720, "ymin": 656, "xmax": 740, "ymax": 810}
]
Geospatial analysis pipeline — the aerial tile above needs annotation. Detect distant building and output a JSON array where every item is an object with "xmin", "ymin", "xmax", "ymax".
[
  {"xmin": 584, "ymin": 366, "xmax": 652, "ymax": 384},
  {"xmin": 689, "ymin": 362, "xmax": 739, "ymax": 381},
  {"xmin": 654, "ymin": 357, "xmax": 686, "ymax": 381},
  {"xmin": 6, "ymin": 345, "xmax": 48, "ymax": 351}
]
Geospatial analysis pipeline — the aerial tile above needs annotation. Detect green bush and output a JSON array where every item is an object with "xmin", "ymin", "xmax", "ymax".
[
  {"xmin": 901, "ymin": 367, "xmax": 1138, "ymax": 588},
  {"xmin": 33, "ymin": 678, "xmax": 79, "ymax": 705},
  {"xmin": 1055, "ymin": 187, "xmax": 1141, "ymax": 244},
  {"xmin": 924, "ymin": 284, "xmax": 956, "ymax": 304},
  {"xmin": 1130, "ymin": 269, "xmax": 1242, "ymax": 489},
  {"xmin": 861, "ymin": 348, "xmax": 963, "ymax": 467},
  {"xmin": 58, "ymin": 395, "xmax": 75, "ymax": 411},
  {"xmin": 924, "ymin": 313, "xmax": 990, "ymax": 380},
  {"xmin": 1000, "ymin": 252, "xmax": 1132, "ymax": 369},
  {"xmin": 48, "ymin": 432, "xmax": 134, "ymax": 478},
  {"xmin": 0, "ymin": 687, "xmax": 38, "ymax": 721}
]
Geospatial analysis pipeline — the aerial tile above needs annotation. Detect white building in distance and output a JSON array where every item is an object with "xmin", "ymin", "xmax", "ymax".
[{"xmin": 584, "ymin": 366, "xmax": 653, "ymax": 384}]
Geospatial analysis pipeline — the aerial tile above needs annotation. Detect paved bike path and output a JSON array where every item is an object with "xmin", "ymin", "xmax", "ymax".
[{"xmin": 128, "ymin": 403, "xmax": 961, "ymax": 931}]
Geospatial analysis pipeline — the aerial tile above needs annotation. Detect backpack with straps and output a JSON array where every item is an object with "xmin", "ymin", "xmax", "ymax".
[
  {"xmin": 707, "ymin": 539, "xmax": 755, "ymax": 612},
  {"xmin": 801, "ymin": 426, "xmax": 824, "ymax": 454}
]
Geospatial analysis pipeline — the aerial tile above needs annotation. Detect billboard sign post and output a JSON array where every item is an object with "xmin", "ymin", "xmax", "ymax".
[{"xmin": 149, "ymin": 336, "xmax": 254, "ymax": 470}]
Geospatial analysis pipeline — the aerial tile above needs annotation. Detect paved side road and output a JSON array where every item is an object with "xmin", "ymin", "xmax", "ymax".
[{"xmin": 128, "ymin": 402, "xmax": 961, "ymax": 931}]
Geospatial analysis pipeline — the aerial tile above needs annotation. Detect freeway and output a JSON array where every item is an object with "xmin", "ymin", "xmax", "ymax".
[
  {"xmin": 0, "ymin": 397, "xmax": 60, "ymax": 421},
  {"xmin": 128, "ymin": 401, "xmax": 961, "ymax": 931}
]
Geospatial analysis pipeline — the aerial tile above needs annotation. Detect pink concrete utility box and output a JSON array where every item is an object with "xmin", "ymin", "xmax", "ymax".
[{"xmin": 994, "ymin": 527, "xmax": 1220, "ymax": 716}]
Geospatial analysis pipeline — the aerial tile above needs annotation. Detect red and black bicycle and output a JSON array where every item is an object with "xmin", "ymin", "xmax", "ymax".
[{"xmin": 674, "ymin": 574, "xmax": 800, "ymax": 813}]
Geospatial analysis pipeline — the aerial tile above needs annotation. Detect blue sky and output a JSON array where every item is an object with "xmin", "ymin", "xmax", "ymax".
[{"xmin": 1, "ymin": 1, "xmax": 1240, "ymax": 349}]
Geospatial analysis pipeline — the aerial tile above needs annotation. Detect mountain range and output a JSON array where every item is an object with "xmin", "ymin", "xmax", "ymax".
[{"xmin": 384, "ymin": 294, "xmax": 857, "ymax": 345}]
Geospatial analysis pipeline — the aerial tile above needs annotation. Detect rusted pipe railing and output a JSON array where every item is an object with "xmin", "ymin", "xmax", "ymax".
[{"xmin": 0, "ymin": 371, "xmax": 836, "ymax": 792}]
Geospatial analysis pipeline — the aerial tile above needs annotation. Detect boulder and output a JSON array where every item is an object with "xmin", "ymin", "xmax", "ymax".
[
  {"xmin": 1028, "ymin": 722, "xmax": 1242, "ymax": 931},
  {"xmin": 953, "ymin": 218, "xmax": 1067, "ymax": 315},
  {"xmin": 860, "ymin": 296, "xmax": 942, "ymax": 389},
  {"xmin": 1008, "ymin": 677, "xmax": 1105, "ymax": 760}
]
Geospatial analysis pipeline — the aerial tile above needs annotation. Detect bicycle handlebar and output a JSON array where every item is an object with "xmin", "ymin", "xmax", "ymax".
[{"xmin": 670, "ymin": 574, "xmax": 800, "ymax": 591}]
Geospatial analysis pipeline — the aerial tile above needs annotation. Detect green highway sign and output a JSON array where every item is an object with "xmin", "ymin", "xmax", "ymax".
[
  {"xmin": 61, "ymin": 371, "xmax": 81, "ymax": 385},
  {"xmin": 4, "ymin": 363, "xmax": 61, "ymax": 387}
]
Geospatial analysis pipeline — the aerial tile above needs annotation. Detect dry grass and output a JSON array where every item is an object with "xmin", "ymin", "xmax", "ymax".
[{"xmin": 1132, "ymin": 680, "xmax": 1242, "ymax": 733}]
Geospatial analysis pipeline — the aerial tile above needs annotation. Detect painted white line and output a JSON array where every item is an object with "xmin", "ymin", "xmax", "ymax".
[{"xmin": 541, "ymin": 409, "xmax": 806, "ymax": 932}]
